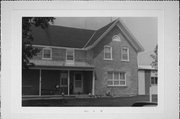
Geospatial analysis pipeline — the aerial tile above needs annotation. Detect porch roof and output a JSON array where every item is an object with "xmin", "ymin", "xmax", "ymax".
[{"xmin": 29, "ymin": 60, "xmax": 95, "ymax": 70}]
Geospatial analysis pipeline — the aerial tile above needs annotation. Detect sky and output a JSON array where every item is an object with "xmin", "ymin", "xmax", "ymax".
[{"xmin": 53, "ymin": 17, "xmax": 157, "ymax": 66}]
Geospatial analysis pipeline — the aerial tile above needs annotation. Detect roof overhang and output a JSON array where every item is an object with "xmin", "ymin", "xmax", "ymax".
[{"xmin": 85, "ymin": 19, "xmax": 144, "ymax": 53}]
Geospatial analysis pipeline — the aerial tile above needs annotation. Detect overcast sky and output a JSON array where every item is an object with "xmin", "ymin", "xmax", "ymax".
[{"xmin": 53, "ymin": 17, "xmax": 157, "ymax": 66}]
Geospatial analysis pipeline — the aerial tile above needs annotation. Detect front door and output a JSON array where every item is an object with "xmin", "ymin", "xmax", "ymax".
[{"xmin": 74, "ymin": 72, "xmax": 83, "ymax": 94}]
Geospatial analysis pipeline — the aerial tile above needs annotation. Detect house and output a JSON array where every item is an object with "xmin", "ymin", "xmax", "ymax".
[
  {"xmin": 138, "ymin": 65, "xmax": 158, "ymax": 102},
  {"xmin": 22, "ymin": 18, "xmax": 144, "ymax": 97}
]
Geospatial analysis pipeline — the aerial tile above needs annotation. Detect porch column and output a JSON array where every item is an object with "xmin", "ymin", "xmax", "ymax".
[
  {"xmin": 39, "ymin": 69, "xmax": 42, "ymax": 96},
  {"xmin": 68, "ymin": 70, "xmax": 70, "ymax": 95},
  {"xmin": 92, "ymin": 71, "xmax": 95, "ymax": 95}
]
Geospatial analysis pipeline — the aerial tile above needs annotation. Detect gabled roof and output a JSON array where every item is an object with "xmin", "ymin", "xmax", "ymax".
[
  {"xmin": 31, "ymin": 25, "xmax": 95, "ymax": 48},
  {"xmin": 31, "ymin": 18, "xmax": 144, "ymax": 52},
  {"xmin": 84, "ymin": 19, "xmax": 144, "ymax": 52}
]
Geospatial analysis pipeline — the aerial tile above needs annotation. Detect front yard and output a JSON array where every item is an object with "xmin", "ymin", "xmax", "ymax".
[{"xmin": 22, "ymin": 95, "xmax": 151, "ymax": 107}]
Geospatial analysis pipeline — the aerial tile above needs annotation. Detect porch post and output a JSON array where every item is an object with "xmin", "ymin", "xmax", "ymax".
[
  {"xmin": 39, "ymin": 69, "xmax": 42, "ymax": 96},
  {"xmin": 68, "ymin": 70, "xmax": 70, "ymax": 95},
  {"xmin": 92, "ymin": 71, "xmax": 95, "ymax": 95}
]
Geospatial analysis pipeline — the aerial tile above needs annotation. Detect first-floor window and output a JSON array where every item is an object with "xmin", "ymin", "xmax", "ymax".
[
  {"xmin": 151, "ymin": 77, "xmax": 158, "ymax": 85},
  {"xmin": 107, "ymin": 72, "xmax": 126, "ymax": 86}
]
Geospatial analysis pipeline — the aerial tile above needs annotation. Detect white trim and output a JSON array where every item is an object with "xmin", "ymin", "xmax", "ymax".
[
  {"xmin": 85, "ymin": 19, "xmax": 144, "ymax": 52},
  {"xmin": 66, "ymin": 49, "xmax": 75, "ymax": 64},
  {"xmin": 117, "ymin": 19, "xmax": 144, "ymax": 52},
  {"xmin": 107, "ymin": 72, "xmax": 126, "ymax": 87},
  {"xmin": 104, "ymin": 45, "xmax": 113, "ymax": 60},
  {"xmin": 42, "ymin": 47, "xmax": 52, "ymax": 60},
  {"xmin": 39, "ymin": 69, "xmax": 41, "ymax": 96},
  {"xmin": 33, "ymin": 45, "xmax": 86, "ymax": 50},
  {"xmin": 112, "ymin": 35, "xmax": 121, "ymax": 42},
  {"xmin": 85, "ymin": 19, "xmax": 118, "ymax": 50},
  {"xmin": 92, "ymin": 71, "xmax": 95, "ymax": 95},
  {"xmin": 83, "ymin": 31, "xmax": 96, "ymax": 48},
  {"xmin": 121, "ymin": 47, "xmax": 129, "ymax": 62},
  {"xmin": 67, "ymin": 70, "xmax": 70, "ymax": 95}
]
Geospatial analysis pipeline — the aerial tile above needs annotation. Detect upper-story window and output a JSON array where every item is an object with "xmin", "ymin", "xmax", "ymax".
[
  {"xmin": 42, "ymin": 48, "xmax": 52, "ymax": 59},
  {"xmin": 66, "ymin": 49, "xmax": 74, "ymax": 64},
  {"xmin": 104, "ymin": 45, "xmax": 112, "ymax": 60},
  {"xmin": 121, "ymin": 47, "xmax": 129, "ymax": 61}
]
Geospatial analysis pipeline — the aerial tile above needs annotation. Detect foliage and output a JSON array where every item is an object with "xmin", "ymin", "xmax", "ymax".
[
  {"xmin": 22, "ymin": 17, "xmax": 55, "ymax": 68},
  {"xmin": 150, "ymin": 45, "xmax": 158, "ymax": 68}
]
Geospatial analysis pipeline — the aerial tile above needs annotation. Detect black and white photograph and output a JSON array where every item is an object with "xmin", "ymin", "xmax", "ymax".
[
  {"xmin": 1, "ymin": 1, "xmax": 179, "ymax": 119},
  {"xmin": 22, "ymin": 17, "xmax": 158, "ymax": 107}
]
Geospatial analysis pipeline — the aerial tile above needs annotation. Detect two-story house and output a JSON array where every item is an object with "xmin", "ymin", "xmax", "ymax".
[{"xmin": 22, "ymin": 18, "xmax": 144, "ymax": 97}]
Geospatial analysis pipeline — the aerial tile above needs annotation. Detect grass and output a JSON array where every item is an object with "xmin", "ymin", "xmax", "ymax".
[{"xmin": 22, "ymin": 95, "xmax": 150, "ymax": 107}]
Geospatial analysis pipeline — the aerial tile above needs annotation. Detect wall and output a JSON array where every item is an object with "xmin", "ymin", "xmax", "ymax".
[{"xmin": 93, "ymin": 25, "xmax": 138, "ymax": 97}]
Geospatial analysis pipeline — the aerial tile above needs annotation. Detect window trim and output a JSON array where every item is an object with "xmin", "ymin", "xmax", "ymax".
[
  {"xmin": 107, "ymin": 72, "xmax": 126, "ymax": 87},
  {"xmin": 121, "ymin": 47, "xmax": 129, "ymax": 62},
  {"xmin": 104, "ymin": 45, "xmax": 113, "ymax": 60},
  {"xmin": 66, "ymin": 48, "xmax": 75, "ymax": 64},
  {"xmin": 112, "ymin": 35, "xmax": 121, "ymax": 42},
  {"xmin": 42, "ymin": 47, "xmax": 52, "ymax": 60}
]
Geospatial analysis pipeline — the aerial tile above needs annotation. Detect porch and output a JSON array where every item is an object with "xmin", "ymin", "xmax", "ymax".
[{"xmin": 22, "ymin": 68, "xmax": 95, "ymax": 96}]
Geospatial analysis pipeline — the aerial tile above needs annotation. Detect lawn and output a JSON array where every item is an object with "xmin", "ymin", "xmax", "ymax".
[{"xmin": 22, "ymin": 95, "xmax": 150, "ymax": 107}]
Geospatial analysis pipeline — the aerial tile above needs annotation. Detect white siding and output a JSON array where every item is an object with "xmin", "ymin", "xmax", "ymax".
[{"xmin": 138, "ymin": 70, "xmax": 145, "ymax": 95}]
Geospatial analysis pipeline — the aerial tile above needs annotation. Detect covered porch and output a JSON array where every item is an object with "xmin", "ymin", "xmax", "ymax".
[{"xmin": 22, "ymin": 66, "xmax": 95, "ymax": 96}]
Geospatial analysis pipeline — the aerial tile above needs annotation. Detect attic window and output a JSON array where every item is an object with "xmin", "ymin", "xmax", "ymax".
[
  {"xmin": 42, "ymin": 48, "xmax": 52, "ymax": 60},
  {"xmin": 112, "ymin": 35, "xmax": 121, "ymax": 42}
]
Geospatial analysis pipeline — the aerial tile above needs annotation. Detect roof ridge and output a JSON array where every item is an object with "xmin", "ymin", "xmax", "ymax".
[{"xmin": 50, "ymin": 24, "xmax": 95, "ymax": 32}]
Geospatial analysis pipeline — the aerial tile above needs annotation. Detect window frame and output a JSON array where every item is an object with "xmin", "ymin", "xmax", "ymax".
[
  {"xmin": 107, "ymin": 72, "xmax": 126, "ymax": 87},
  {"xmin": 121, "ymin": 47, "xmax": 129, "ymax": 62},
  {"xmin": 104, "ymin": 45, "xmax": 113, "ymax": 60},
  {"xmin": 42, "ymin": 47, "xmax": 52, "ymax": 60},
  {"xmin": 112, "ymin": 35, "xmax": 121, "ymax": 42},
  {"xmin": 151, "ymin": 77, "xmax": 158, "ymax": 85},
  {"xmin": 66, "ymin": 48, "xmax": 75, "ymax": 64},
  {"xmin": 60, "ymin": 72, "xmax": 68, "ymax": 87}
]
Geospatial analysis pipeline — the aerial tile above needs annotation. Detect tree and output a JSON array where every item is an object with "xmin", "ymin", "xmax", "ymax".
[
  {"xmin": 150, "ymin": 45, "xmax": 158, "ymax": 68},
  {"xmin": 22, "ymin": 17, "xmax": 55, "ymax": 69}
]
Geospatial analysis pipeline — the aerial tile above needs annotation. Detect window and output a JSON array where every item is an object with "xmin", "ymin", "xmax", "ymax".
[
  {"xmin": 42, "ymin": 48, "xmax": 52, "ymax": 59},
  {"xmin": 66, "ymin": 49, "xmax": 74, "ymax": 64},
  {"xmin": 107, "ymin": 72, "xmax": 126, "ymax": 86},
  {"xmin": 151, "ymin": 77, "xmax": 158, "ymax": 85},
  {"xmin": 60, "ymin": 73, "xmax": 68, "ymax": 87},
  {"xmin": 104, "ymin": 46, "xmax": 112, "ymax": 60},
  {"xmin": 112, "ymin": 35, "xmax": 121, "ymax": 42},
  {"xmin": 121, "ymin": 47, "xmax": 129, "ymax": 61}
]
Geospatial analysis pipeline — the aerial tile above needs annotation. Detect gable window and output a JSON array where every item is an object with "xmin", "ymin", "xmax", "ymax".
[
  {"xmin": 121, "ymin": 47, "xmax": 129, "ymax": 61},
  {"xmin": 112, "ymin": 35, "xmax": 121, "ymax": 42},
  {"xmin": 42, "ymin": 48, "xmax": 52, "ymax": 59},
  {"xmin": 66, "ymin": 49, "xmax": 74, "ymax": 64},
  {"xmin": 107, "ymin": 72, "xmax": 126, "ymax": 86},
  {"xmin": 104, "ymin": 46, "xmax": 112, "ymax": 60}
]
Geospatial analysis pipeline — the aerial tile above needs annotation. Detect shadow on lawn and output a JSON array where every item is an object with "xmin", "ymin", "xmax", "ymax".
[{"xmin": 22, "ymin": 95, "xmax": 151, "ymax": 107}]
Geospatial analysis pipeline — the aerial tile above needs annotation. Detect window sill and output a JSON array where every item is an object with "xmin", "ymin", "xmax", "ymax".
[
  {"xmin": 42, "ymin": 58, "xmax": 52, "ymax": 60},
  {"xmin": 107, "ymin": 85, "xmax": 127, "ymax": 87},
  {"xmin": 104, "ymin": 58, "xmax": 113, "ymax": 61},
  {"xmin": 121, "ymin": 60, "xmax": 129, "ymax": 62}
]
